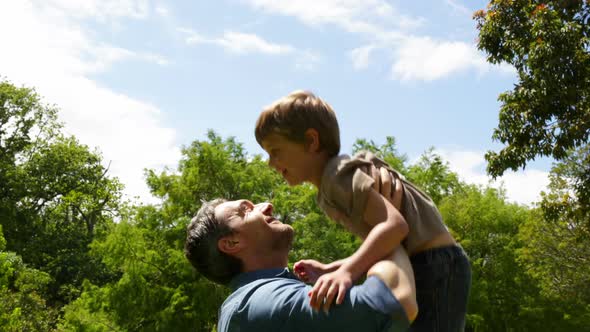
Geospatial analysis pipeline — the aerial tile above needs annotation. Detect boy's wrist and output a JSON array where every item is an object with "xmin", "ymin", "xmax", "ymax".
[
  {"xmin": 325, "ymin": 258, "xmax": 346, "ymax": 272},
  {"xmin": 339, "ymin": 261, "xmax": 363, "ymax": 281},
  {"xmin": 324, "ymin": 262, "xmax": 337, "ymax": 271}
]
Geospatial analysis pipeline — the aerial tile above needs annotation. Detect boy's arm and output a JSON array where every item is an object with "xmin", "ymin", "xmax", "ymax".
[
  {"xmin": 342, "ymin": 189, "xmax": 408, "ymax": 278},
  {"xmin": 296, "ymin": 174, "xmax": 402, "ymax": 284},
  {"xmin": 293, "ymin": 259, "xmax": 344, "ymax": 284},
  {"xmin": 310, "ymin": 188, "xmax": 409, "ymax": 310},
  {"xmin": 309, "ymin": 171, "xmax": 402, "ymax": 274}
]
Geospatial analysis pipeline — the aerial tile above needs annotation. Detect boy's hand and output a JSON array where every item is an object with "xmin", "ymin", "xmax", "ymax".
[
  {"xmin": 308, "ymin": 268, "xmax": 353, "ymax": 312},
  {"xmin": 293, "ymin": 259, "xmax": 328, "ymax": 284}
]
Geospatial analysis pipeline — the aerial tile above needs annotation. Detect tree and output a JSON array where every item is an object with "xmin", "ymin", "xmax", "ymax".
[
  {"xmin": 62, "ymin": 131, "xmax": 288, "ymax": 331},
  {"xmin": 406, "ymin": 148, "xmax": 462, "ymax": 205},
  {"xmin": 475, "ymin": 5, "xmax": 590, "ymax": 328},
  {"xmin": 440, "ymin": 185, "xmax": 567, "ymax": 331},
  {"xmin": 1, "ymin": 79, "xmax": 122, "ymax": 311},
  {"xmin": 352, "ymin": 136, "xmax": 408, "ymax": 173},
  {"xmin": 517, "ymin": 145, "xmax": 590, "ymax": 329},
  {"xmin": 0, "ymin": 225, "xmax": 57, "ymax": 332},
  {"xmin": 475, "ymin": 0, "xmax": 590, "ymax": 175}
]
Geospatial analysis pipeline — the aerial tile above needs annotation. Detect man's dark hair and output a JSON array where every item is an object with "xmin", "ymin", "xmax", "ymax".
[{"xmin": 184, "ymin": 199, "xmax": 243, "ymax": 285}]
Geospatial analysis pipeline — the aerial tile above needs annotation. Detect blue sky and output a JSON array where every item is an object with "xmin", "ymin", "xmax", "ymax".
[{"xmin": 0, "ymin": 0, "xmax": 551, "ymax": 205}]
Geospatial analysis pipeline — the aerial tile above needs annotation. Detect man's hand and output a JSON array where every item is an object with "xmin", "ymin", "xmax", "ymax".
[
  {"xmin": 366, "ymin": 165, "xmax": 403, "ymax": 210},
  {"xmin": 308, "ymin": 267, "xmax": 353, "ymax": 312},
  {"xmin": 293, "ymin": 259, "xmax": 329, "ymax": 284}
]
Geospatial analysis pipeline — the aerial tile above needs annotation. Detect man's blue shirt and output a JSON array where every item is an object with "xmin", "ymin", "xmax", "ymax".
[{"xmin": 217, "ymin": 268, "xmax": 409, "ymax": 332}]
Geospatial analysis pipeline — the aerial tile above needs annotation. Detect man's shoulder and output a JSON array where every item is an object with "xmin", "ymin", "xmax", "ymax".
[
  {"xmin": 226, "ymin": 275, "xmax": 305, "ymax": 300},
  {"xmin": 219, "ymin": 275, "xmax": 408, "ymax": 332},
  {"xmin": 219, "ymin": 276, "xmax": 309, "ymax": 331}
]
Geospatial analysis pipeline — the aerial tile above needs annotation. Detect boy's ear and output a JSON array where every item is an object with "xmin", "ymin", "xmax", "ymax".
[
  {"xmin": 218, "ymin": 235, "xmax": 244, "ymax": 255},
  {"xmin": 304, "ymin": 128, "xmax": 320, "ymax": 153}
]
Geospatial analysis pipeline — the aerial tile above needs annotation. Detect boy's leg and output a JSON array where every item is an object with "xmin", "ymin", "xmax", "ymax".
[
  {"xmin": 448, "ymin": 247, "xmax": 471, "ymax": 331},
  {"xmin": 408, "ymin": 245, "xmax": 471, "ymax": 332},
  {"xmin": 367, "ymin": 247, "xmax": 418, "ymax": 322}
]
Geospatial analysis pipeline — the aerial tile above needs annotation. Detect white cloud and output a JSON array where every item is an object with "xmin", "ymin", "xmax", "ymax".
[
  {"xmin": 178, "ymin": 28, "xmax": 206, "ymax": 44},
  {"xmin": 0, "ymin": 1, "xmax": 179, "ymax": 203},
  {"xmin": 241, "ymin": 0, "xmax": 425, "ymax": 34},
  {"xmin": 295, "ymin": 50, "xmax": 322, "ymax": 71},
  {"xmin": 350, "ymin": 44, "xmax": 376, "ymax": 70},
  {"xmin": 434, "ymin": 149, "xmax": 550, "ymax": 206},
  {"xmin": 180, "ymin": 28, "xmax": 320, "ymax": 70},
  {"xmin": 445, "ymin": 0, "xmax": 471, "ymax": 16},
  {"xmin": 42, "ymin": 0, "xmax": 150, "ymax": 20},
  {"xmin": 241, "ymin": 0, "xmax": 512, "ymax": 82},
  {"xmin": 141, "ymin": 53, "xmax": 171, "ymax": 66},
  {"xmin": 219, "ymin": 31, "xmax": 295, "ymax": 55},
  {"xmin": 154, "ymin": 4, "xmax": 171, "ymax": 18},
  {"xmin": 498, "ymin": 169, "xmax": 550, "ymax": 205},
  {"xmin": 391, "ymin": 37, "xmax": 489, "ymax": 81},
  {"xmin": 181, "ymin": 28, "xmax": 294, "ymax": 55}
]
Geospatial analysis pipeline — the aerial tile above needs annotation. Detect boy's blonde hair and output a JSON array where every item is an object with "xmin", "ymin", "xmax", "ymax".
[{"xmin": 255, "ymin": 90, "xmax": 340, "ymax": 157}]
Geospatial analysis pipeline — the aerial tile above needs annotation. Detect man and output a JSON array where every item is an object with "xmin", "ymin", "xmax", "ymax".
[{"xmin": 185, "ymin": 197, "xmax": 418, "ymax": 331}]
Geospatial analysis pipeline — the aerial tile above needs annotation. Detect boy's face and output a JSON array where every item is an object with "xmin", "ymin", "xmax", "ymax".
[{"xmin": 261, "ymin": 133, "xmax": 315, "ymax": 186}]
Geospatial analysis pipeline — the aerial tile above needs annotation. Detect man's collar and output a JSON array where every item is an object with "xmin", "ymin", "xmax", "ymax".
[{"xmin": 229, "ymin": 267, "xmax": 294, "ymax": 291}]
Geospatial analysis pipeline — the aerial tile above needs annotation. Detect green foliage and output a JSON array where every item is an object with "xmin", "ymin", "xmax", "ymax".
[
  {"xmin": 146, "ymin": 130, "xmax": 279, "ymax": 215},
  {"xmin": 3, "ymin": 76, "xmax": 589, "ymax": 331},
  {"xmin": 475, "ymin": 0, "xmax": 590, "ymax": 179},
  {"xmin": 474, "ymin": 3, "xmax": 590, "ymax": 329},
  {"xmin": 352, "ymin": 136, "xmax": 408, "ymax": 173},
  {"xmin": 0, "ymin": 225, "xmax": 5, "ymax": 251},
  {"xmin": 406, "ymin": 148, "xmax": 462, "ymax": 205},
  {"xmin": 1, "ymin": 229, "xmax": 57, "ymax": 331},
  {"xmin": 1, "ymin": 79, "xmax": 122, "ymax": 326},
  {"xmin": 60, "ymin": 215, "xmax": 226, "ymax": 331},
  {"xmin": 517, "ymin": 145, "xmax": 590, "ymax": 328},
  {"xmin": 0, "ymin": 81, "xmax": 121, "ymax": 303},
  {"xmin": 441, "ymin": 186, "xmax": 537, "ymax": 331},
  {"xmin": 62, "ymin": 131, "xmax": 286, "ymax": 331},
  {"xmin": 58, "ymin": 280, "xmax": 123, "ymax": 332}
]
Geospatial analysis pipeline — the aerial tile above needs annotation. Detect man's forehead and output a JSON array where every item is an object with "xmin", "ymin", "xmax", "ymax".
[{"xmin": 214, "ymin": 200, "xmax": 239, "ymax": 222}]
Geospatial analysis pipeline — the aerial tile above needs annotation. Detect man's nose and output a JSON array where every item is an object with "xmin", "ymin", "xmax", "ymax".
[{"xmin": 255, "ymin": 202, "xmax": 273, "ymax": 215}]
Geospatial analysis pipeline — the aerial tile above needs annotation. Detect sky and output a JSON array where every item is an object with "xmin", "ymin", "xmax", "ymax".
[{"xmin": 0, "ymin": 0, "xmax": 553, "ymax": 206}]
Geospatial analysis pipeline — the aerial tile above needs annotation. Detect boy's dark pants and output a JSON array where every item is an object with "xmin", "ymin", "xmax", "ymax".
[{"xmin": 409, "ymin": 245, "xmax": 471, "ymax": 332}]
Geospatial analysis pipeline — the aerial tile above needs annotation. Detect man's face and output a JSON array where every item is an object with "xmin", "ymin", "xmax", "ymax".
[
  {"xmin": 215, "ymin": 200, "xmax": 294, "ymax": 254},
  {"xmin": 261, "ymin": 133, "xmax": 315, "ymax": 186}
]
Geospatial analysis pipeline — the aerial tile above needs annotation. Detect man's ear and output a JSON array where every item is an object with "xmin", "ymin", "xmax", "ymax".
[
  {"xmin": 304, "ymin": 128, "xmax": 320, "ymax": 153},
  {"xmin": 218, "ymin": 235, "xmax": 244, "ymax": 255}
]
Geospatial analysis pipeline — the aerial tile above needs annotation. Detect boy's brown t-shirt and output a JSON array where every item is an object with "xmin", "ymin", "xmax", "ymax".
[{"xmin": 317, "ymin": 151, "xmax": 449, "ymax": 254}]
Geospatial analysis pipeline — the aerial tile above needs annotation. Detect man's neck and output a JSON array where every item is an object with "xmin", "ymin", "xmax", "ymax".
[{"xmin": 240, "ymin": 252, "xmax": 289, "ymax": 273}]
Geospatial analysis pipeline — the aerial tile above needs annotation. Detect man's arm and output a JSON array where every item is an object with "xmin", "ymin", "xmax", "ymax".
[{"xmin": 273, "ymin": 248, "xmax": 417, "ymax": 331}]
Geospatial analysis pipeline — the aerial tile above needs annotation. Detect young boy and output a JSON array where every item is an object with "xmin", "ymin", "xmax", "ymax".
[{"xmin": 255, "ymin": 90, "xmax": 471, "ymax": 331}]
